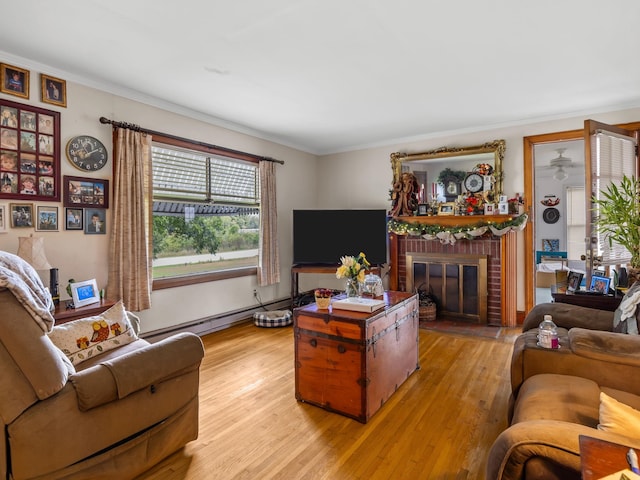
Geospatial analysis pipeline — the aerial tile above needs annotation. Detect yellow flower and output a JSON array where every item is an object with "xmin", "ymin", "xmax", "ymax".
[
  {"xmin": 336, "ymin": 265, "xmax": 348, "ymax": 279},
  {"xmin": 357, "ymin": 269, "xmax": 366, "ymax": 283}
]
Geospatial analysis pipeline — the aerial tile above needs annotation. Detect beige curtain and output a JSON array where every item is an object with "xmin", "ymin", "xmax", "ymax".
[
  {"xmin": 107, "ymin": 128, "xmax": 152, "ymax": 311},
  {"xmin": 257, "ymin": 161, "xmax": 280, "ymax": 286}
]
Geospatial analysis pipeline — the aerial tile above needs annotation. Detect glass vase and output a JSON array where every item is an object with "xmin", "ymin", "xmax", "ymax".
[{"xmin": 345, "ymin": 278, "xmax": 360, "ymax": 298}]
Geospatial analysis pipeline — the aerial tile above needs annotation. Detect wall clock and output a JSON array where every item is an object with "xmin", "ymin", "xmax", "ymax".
[
  {"xmin": 65, "ymin": 135, "xmax": 108, "ymax": 171},
  {"xmin": 542, "ymin": 207, "xmax": 560, "ymax": 224},
  {"xmin": 464, "ymin": 172, "xmax": 484, "ymax": 193}
]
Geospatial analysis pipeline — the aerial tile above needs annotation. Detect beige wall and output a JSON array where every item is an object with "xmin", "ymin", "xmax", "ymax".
[
  {"xmin": 2, "ymin": 63, "xmax": 639, "ymax": 331},
  {"xmin": 316, "ymin": 107, "xmax": 640, "ymax": 310},
  {"xmin": 0, "ymin": 80, "xmax": 316, "ymax": 333}
]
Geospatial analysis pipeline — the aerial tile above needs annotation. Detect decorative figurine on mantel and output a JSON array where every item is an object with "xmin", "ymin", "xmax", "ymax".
[{"xmin": 389, "ymin": 171, "xmax": 419, "ymax": 216}]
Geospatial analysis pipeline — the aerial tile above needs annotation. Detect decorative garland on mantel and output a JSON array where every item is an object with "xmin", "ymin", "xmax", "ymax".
[{"xmin": 388, "ymin": 213, "xmax": 528, "ymax": 245}]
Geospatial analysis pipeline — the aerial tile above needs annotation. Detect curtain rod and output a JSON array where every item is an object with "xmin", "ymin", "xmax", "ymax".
[{"xmin": 99, "ymin": 116, "xmax": 284, "ymax": 165}]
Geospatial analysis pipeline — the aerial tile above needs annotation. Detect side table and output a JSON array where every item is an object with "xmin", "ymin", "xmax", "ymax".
[
  {"xmin": 53, "ymin": 299, "xmax": 116, "ymax": 325},
  {"xmin": 552, "ymin": 293, "xmax": 622, "ymax": 311},
  {"xmin": 580, "ymin": 435, "xmax": 635, "ymax": 480}
]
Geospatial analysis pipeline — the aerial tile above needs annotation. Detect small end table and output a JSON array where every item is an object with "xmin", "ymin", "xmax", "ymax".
[
  {"xmin": 580, "ymin": 435, "xmax": 634, "ymax": 480},
  {"xmin": 53, "ymin": 299, "xmax": 116, "ymax": 325},
  {"xmin": 552, "ymin": 293, "xmax": 622, "ymax": 311}
]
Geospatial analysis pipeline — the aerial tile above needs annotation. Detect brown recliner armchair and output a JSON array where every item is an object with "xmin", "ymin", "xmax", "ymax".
[
  {"xmin": 487, "ymin": 302, "xmax": 640, "ymax": 480},
  {"xmin": 0, "ymin": 252, "xmax": 205, "ymax": 480}
]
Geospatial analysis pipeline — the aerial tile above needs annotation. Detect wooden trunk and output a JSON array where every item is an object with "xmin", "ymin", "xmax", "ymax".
[{"xmin": 294, "ymin": 291, "xmax": 419, "ymax": 423}]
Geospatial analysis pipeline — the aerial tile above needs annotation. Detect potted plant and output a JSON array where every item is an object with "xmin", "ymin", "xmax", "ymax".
[{"xmin": 592, "ymin": 175, "xmax": 640, "ymax": 279}]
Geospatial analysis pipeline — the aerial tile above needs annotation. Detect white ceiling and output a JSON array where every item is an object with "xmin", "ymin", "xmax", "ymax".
[{"xmin": 2, "ymin": 0, "xmax": 640, "ymax": 155}]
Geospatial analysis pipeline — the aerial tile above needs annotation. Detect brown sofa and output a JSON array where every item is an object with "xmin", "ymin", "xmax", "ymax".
[
  {"xmin": 487, "ymin": 302, "xmax": 640, "ymax": 480},
  {"xmin": 0, "ymin": 255, "xmax": 205, "ymax": 479}
]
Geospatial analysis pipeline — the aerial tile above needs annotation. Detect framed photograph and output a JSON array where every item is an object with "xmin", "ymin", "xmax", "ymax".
[
  {"xmin": 64, "ymin": 175, "xmax": 109, "ymax": 208},
  {"xmin": 0, "ymin": 204, "xmax": 6, "ymax": 233},
  {"xmin": 484, "ymin": 204, "xmax": 495, "ymax": 215},
  {"xmin": 417, "ymin": 203, "xmax": 428, "ymax": 216},
  {"xmin": 438, "ymin": 202, "xmax": 455, "ymax": 216},
  {"xmin": 0, "ymin": 63, "xmax": 29, "ymax": 99},
  {"xmin": 0, "ymin": 99, "xmax": 60, "ymax": 202},
  {"xmin": 84, "ymin": 208, "xmax": 106, "ymax": 234},
  {"xmin": 40, "ymin": 74, "xmax": 67, "ymax": 108},
  {"xmin": 589, "ymin": 275, "xmax": 611, "ymax": 294},
  {"xmin": 499, "ymin": 195, "xmax": 508, "ymax": 203},
  {"xmin": 9, "ymin": 202, "xmax": 33, "ymax": 227},
  {"xmin": 35, "ymin": 205, "xmax": 58, "ymax": 231},
  {"xmin": 498, "ymin": 202, "xmax": 509, "ymax": 214},
  {"xmin": 567, "ymin": 271, "xmax": 584, "ymax": 292},
  {"xmin": 70, "ymin": 278, "xmax": 100, "ymax": 308},
  {"xmin": 65, "ymin": 207, "xmax": 83, "ymax": 230}
]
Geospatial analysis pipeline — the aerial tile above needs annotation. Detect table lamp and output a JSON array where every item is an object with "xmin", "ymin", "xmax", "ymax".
[{"xmin": 17, "ymin": 235, "xmax": 59, "ymax": 305}]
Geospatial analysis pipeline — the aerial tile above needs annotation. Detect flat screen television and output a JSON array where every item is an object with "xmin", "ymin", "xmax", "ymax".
[{"xmin": 293, "ymin": 209, "xmax": 388, "ymax": 265}]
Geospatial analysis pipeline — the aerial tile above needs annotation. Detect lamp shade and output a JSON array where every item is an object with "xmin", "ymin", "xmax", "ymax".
[{"xmin": 17, "ymin": 235, "xmax": 52, "ymax": 270}]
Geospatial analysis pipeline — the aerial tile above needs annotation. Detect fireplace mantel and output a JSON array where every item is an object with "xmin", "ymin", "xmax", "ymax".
[{"xmin": 388, "ymin": 215, "xmax": 519, "ymax": 326}]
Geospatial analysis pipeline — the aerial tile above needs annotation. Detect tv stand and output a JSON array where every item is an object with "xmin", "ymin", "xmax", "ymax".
[{"xmin": 290, "ymin": 264, "xmax": 382, "ymax": 307}]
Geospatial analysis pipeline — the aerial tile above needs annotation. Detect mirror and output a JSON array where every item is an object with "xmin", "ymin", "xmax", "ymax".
[{"xmin": 390, "ymin": 140, "xmax": 506, "ymax": 205}]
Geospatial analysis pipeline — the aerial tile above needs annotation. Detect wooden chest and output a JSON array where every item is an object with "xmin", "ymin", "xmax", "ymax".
[{"xmin": 294, "ymin": 291, "xmax": 419, "ymax": 423}]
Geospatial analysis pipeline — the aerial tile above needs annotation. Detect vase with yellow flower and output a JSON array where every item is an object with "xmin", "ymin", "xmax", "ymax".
[{"xmin": 336, "ymin": 252, "xmax": 370, "ymax": 298}]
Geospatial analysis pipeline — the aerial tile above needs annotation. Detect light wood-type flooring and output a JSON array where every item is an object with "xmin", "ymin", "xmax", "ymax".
[{"xmin": 137, "ymin": 322, "xmax": 520, "ymax": 480}]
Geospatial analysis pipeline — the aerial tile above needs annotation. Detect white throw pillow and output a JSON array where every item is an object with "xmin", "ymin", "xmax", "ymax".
[
  {"xmin": 48, "ymin": 300, "xmax": 137, "ymax": 365},
  {"xmin": 598, "ymin": 391, "xmax": 640, "ymax": 438}
]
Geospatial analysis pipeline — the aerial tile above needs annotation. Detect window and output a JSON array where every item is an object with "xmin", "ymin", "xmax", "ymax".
[
  {"xmin": 591, "ymin": 131, "xmax": 637, "ymax": 266},
  {"xmin": 151, "ymin": 139, "xmax": 260, "ymax": 286},
  {"xmin": 565, "ymin": 186, "xmax": 585, "ymax": 261}
]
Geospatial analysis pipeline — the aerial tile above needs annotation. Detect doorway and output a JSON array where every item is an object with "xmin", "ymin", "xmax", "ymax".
[
  {"xmin": 523, "ymin": 121, "xmax": 640, "ymax": 314},
  {"xmin": 533, "ymin": 140, "xmax": 585, "ymax": 304}
]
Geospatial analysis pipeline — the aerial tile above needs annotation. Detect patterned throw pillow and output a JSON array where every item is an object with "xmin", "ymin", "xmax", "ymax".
[{"xmin": 48, "ymin": 300, "xmax": 137, "ymax": 365}]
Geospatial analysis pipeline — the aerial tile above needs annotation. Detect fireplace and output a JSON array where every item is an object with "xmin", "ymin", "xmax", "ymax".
[
  {"xmin": 407, "ymin": 252, "xmax": 488, "ymax": 323},
  {"xmin": 389, "ymin": 221, "xmax": 518, "ymax": 326}
]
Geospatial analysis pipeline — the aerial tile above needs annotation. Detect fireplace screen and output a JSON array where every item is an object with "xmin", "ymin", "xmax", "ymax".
[{"xmin": 407, "ymin": 253, "xmax": 488, "ymax": 323}]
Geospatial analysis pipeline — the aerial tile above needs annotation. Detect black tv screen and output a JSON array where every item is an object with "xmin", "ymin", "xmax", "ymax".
[{"xmin": 293, "ymin": 209, "xmax": 388, "ymax": 265}]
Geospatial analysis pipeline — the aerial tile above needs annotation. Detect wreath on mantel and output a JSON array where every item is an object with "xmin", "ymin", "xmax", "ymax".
[
  {"xmin": 437, "ymin": 168, "xmax": 466, "ymax": 185},
  {"xmin": 388, "ymin": 213, "xmax": 528, "ymax": 245}
]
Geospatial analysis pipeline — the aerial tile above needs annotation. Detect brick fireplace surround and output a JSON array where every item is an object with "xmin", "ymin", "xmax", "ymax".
[{"xmin": 388, "ymin": 218, "xmax": 518, "ymax": 327}]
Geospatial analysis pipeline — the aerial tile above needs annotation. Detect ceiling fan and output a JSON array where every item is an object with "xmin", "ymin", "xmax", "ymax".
[{"xmin": 549, "ymin": 148, "xmax": 573, "ymax": 181}]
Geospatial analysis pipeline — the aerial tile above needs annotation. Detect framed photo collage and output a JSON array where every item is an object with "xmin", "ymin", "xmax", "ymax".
[{"xmin": 0, "ymin": 64, "xmax": 107, "ymax": 235}]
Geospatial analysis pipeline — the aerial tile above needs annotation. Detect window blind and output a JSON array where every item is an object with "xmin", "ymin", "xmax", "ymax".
[
  {"xmin": 592, "ymin": 131, "xmax": 637, "ymax": 266},
  {"xmin": 152, "ymin": 144, "xmax": 259, "ymax": 206}
]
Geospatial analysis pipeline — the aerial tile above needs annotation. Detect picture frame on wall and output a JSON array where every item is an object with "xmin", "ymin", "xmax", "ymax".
[
  {"xmin": 84, "ymin": 208, "xmax": 106, "ymax": 234},
  {"xmin": 36, "ymin": 205, "xmax": 58, "ymax": 231},
  {"xmin": 65, "ymin": 207, "xmax": 83, "ymax": 230},
  {"xmin": 0, "ymin": 204, "xmax": 6, "ymax": 233},
  {"xmin": 63, "ymin": 175, "xmax": 109, "ymax": 208},
  {"xmin": 9, "ymin": 202, "xmax": 33, "ymax": 228},
  {"xmin": 40, "ymin": 74, "xmax": 67, "ymax": 108},
  {"xmin": 0, "ymin": 63, "xmax": 29, "ymax": 99},
  {"xmin": 0, "ymin": 99, "xmax": 61, "ymax": 202}
]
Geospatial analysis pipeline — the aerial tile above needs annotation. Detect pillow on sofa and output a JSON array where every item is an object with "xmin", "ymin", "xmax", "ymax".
[
  {"xmin": 48, "ymin": 301, "xmax": 138, "ymax": 365},
  {"xmin": 613, "ymin": 281, "xmax": 640, "ymax": 335},
  {"xmin": 598, "ymin": 391, "xmax": 640, "ymax": 438}
]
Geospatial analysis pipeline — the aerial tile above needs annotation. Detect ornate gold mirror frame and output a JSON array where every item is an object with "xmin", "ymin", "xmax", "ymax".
[{"xmin": 390, "ymin": 139, "xmax": 506, "ymax": 203}]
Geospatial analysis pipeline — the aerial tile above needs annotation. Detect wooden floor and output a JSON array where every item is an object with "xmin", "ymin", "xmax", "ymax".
[{"xmin": 137, "ymin": 322, "xmax": 519, "ymax": 480}]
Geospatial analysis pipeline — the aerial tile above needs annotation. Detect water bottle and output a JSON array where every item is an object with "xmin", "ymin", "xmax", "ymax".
[{"xmin": 538, "ymin": 314, "xmax": 559, "ymax": 349}]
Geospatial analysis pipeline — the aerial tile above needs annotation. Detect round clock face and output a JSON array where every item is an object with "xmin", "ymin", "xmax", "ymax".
[
  {"xmin": 66, "ymin": 135, "xmax": 107, "ymax": 171},
  {"xmin": 464, "ymin": 173, "xmax": 484, "ymax": 193}
]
